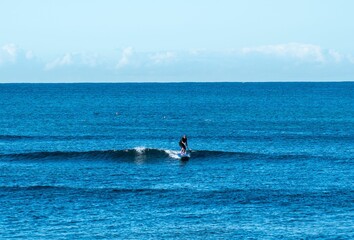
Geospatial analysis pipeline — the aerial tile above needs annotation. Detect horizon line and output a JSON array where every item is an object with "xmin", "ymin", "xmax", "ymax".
[{"xmin": 1, "ymin": 80, "xmax": 353, "ymax": 84}]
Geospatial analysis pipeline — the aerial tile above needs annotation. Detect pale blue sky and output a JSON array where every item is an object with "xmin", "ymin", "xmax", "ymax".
[{"xmin": 1, "ymin": 0, "xmax": 354, "ymax": 82}]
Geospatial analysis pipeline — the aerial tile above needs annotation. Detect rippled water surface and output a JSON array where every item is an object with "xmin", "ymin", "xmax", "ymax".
[{"xmin": 0, "ymin": 83, "xmax": 353, "ymax": 239}]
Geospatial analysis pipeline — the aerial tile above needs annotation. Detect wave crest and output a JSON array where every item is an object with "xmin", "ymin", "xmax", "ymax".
[
  {"xmin": 0, "ymin": 148, "xmax": 328, "ymax": 162},
  {"xmin": 0, "ymin": 148, "xmax": 174, "ymax": 162}
]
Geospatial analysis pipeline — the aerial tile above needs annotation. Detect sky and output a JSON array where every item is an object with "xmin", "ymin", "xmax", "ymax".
[{"xmin": 1, "ymin": 0, "xmax": 354, "ymax": 82}]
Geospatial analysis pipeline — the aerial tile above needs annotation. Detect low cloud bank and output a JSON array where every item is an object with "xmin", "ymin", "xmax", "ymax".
[{"xmin": 1, "ymin": 43, "xmax": 354, "ymax": 82}]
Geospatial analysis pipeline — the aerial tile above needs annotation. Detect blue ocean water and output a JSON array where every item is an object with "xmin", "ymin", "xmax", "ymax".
[{"xmin": 0, "ymin": 82, "xmax": 353, "ymax": 239}]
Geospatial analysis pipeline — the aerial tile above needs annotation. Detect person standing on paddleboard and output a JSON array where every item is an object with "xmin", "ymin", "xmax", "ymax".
[{"xmin": 179, "ymin": 135, "xmax": 188, "ymax": 154}]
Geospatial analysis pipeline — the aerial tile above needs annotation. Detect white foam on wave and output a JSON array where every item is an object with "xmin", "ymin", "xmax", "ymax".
[
  {"xmin": 133, "ymin": 146, "xmax": 147, "ymax": 154},
  {"xmin": 131, "ymin": 147, "xmax": 181, "ymax": 159},
  {"xmin": 164, "ymin": 149, "xmax": 180, "ymax": 159}
]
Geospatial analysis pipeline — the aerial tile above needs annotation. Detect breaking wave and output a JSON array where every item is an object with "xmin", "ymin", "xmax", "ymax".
[{"xmin": 0, "ymin": 147, "xmax": 335, "ymax": 162}]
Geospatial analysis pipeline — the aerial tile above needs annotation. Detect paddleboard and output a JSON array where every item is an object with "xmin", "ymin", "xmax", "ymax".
[{"xmin": 177, "ymin": 152, "xmax": 191, "ymax": 160}]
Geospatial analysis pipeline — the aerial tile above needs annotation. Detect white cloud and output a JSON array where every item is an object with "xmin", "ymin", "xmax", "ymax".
[
  {"xmin": 0, "ymin": 43, "xmax": 37, "ymax": 65},
  {"xmin": 2, "ymin": 44, "xmax": 17, "ymax": 57},
  {"xmin": 117, "ymin": 47, "xmax": 133, "ymax": 68},
  {"xmin": 45, "ymin": 53, "xmax": 73, "ymax": 70},
  {"xmin": 0, "ymin": 43, "xmax": 19, "ymax": 63},
  {"xmin": 150, "ymin": 51, "xmax": 176, "ymax": 64},
  {"xmin": 45, "ymin": 52, "xmax": 102, "ymax": 70},
  {"xmin": 242, "ymin": 43, "xmax": 326, "ymax": 63},
  {"xmin": 188, "ymin": 48, "xmax": 207, "ymax": 56},
  {"xmin": 1, "ymin": 42, "xmax": 354, "ymax": 82}
]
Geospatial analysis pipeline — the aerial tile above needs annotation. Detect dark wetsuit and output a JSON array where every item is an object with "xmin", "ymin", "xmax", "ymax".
[{"xmin": 179, "ymin": 137, "xmax": 188, "ymax": 151}]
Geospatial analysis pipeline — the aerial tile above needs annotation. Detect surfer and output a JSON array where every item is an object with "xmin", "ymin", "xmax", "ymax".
[{"xmin": 179, "ymin": 135, "xmax": 188, "ymax": 154}]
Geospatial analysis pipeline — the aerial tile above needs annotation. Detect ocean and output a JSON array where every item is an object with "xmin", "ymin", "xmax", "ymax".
[{"xmin": 0, "ymin": 82, "xmax": 353, "ymax": 239}]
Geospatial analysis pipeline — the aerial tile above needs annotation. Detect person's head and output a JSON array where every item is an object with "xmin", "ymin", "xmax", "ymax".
[{"xmin": 183, "ymin": 135, "xmax": 187, "ymax": 139}]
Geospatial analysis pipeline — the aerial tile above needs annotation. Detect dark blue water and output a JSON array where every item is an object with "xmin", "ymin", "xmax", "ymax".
[{"xmin": 0, "ymin": 83, "xmax": 353, "ymax": 239}]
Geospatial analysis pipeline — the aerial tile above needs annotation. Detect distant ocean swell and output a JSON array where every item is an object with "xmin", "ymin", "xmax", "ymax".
[
  {"xmin": 1, "ymin": 134, "xmax": 353, "ymax": 141},
  {"xmin": 1, "ymin": 186, "xmax": 352, "ymax": 208},
  {"xmin": 0, "ymin": 148, "xmax": 341, "ymax": 162},
  {"xmin": 0, "ymin": 134, "xmax": 115, "ymax": 140}
]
